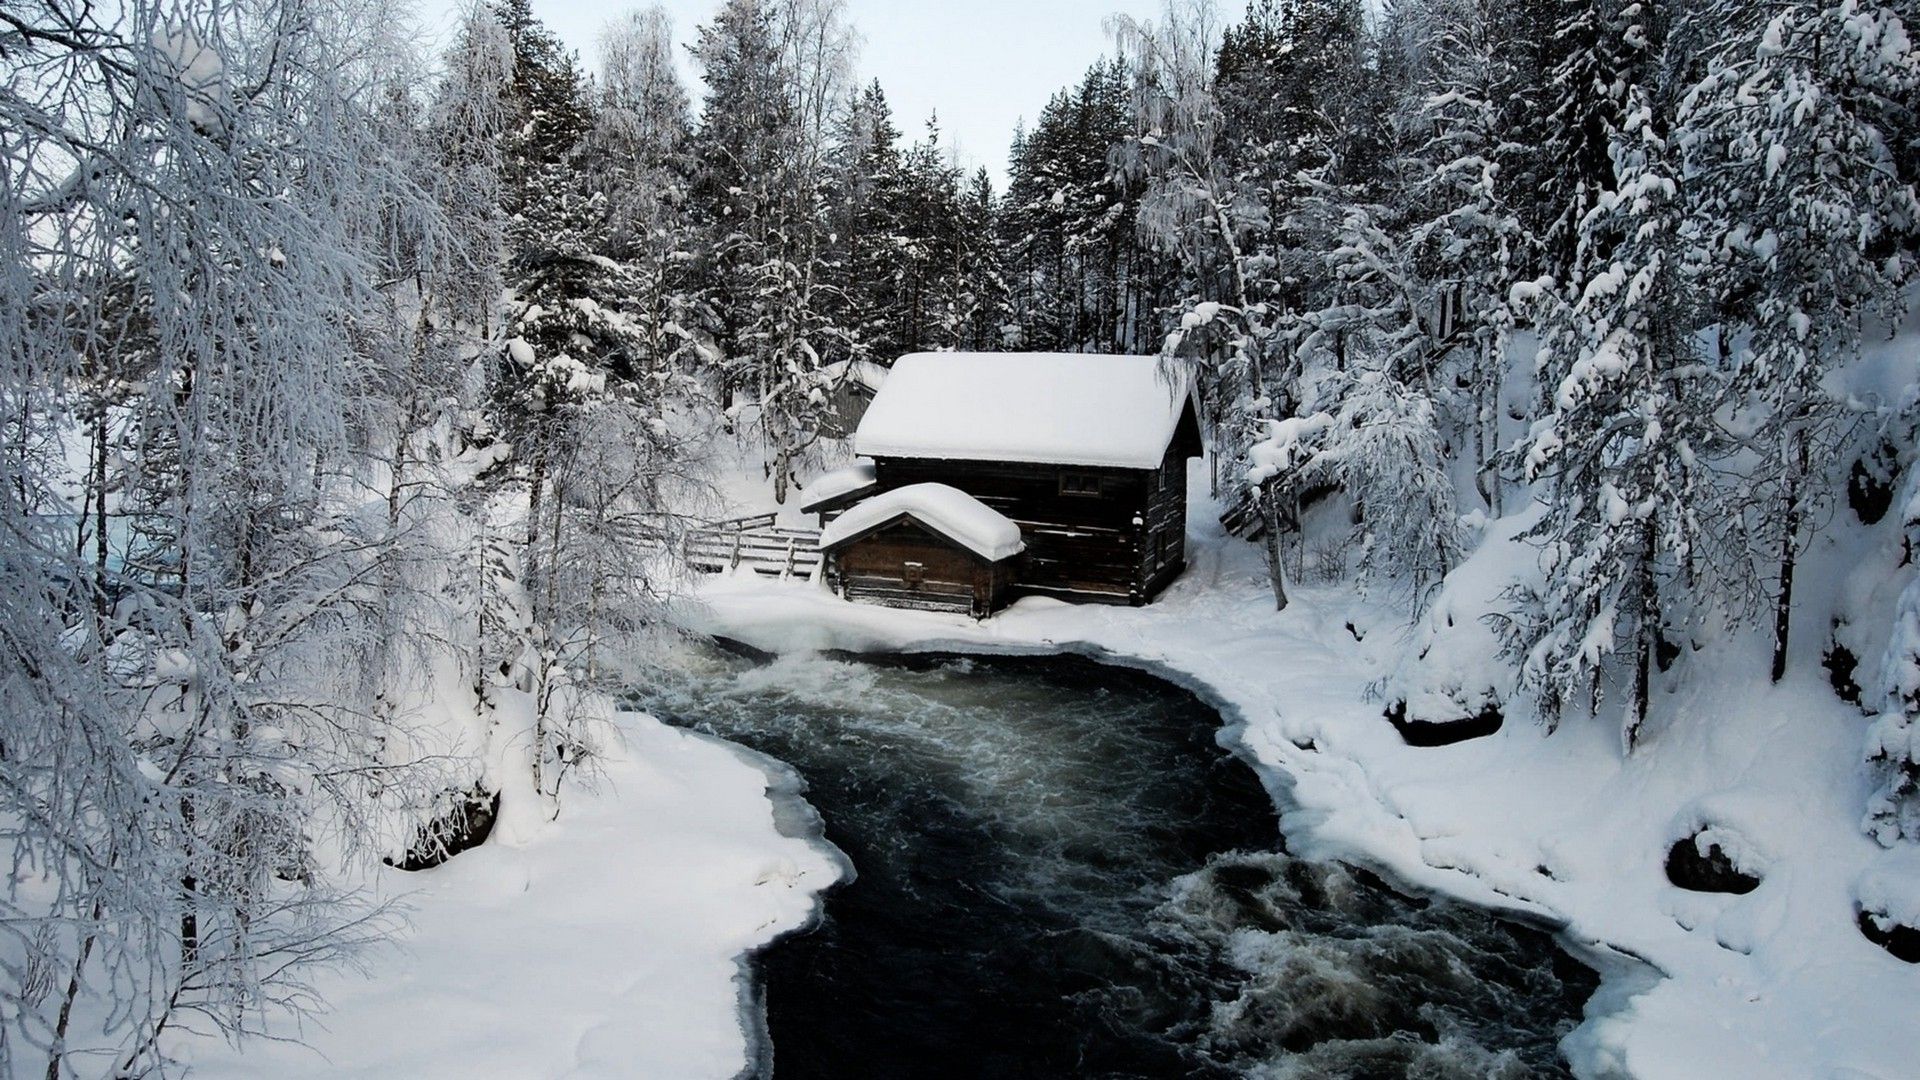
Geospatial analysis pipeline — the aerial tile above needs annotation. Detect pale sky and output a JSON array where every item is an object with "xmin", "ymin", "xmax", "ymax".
[{"xmin": 413, "ymin": 0, "xmax": 1248, "ymax": 187}]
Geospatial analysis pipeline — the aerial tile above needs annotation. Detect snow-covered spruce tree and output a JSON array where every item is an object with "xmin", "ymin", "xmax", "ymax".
[
  {"xmin": 954, "ymin": 167, "xmax": 1016, "ymax": 352},
  {"xmin": 1519, "ymin": 0, "xmax": 1631, "ymax": 281},
  {"xmin": 1680, "ymin": 0, "xmax": 1920, "ymax": 681},
  {"xmin": 1402, "ymin": 0, "xmax": 1538, "ymax": 514},
  {"xmin": 588, "ymin": 6, "xmax": 704, "ymax": 381},
  {"xmin": 893, "ymin": 117, "xmax": 970, "ymax": 353},
  {"xmin": 1002, "ymin": 58, "xmax": 1157, "ymax": 354},
  {"xmin": 1508, "ymin": 0, "xmax": 1721, "ymax": 748},
  {"xmin": 1869, "ymin": 476, "xmax": 1920, "ymax": 843},
  {"xmin": 690, "ymin": 0, "xmax": 850, "ymax": 501},
  {"xmin": 4, "ymin": 0, "xmax": 454, "ymax": 1070},
  {"xmin": 822, "ymin": 80, "xmax": 908, "ymax": 362}
]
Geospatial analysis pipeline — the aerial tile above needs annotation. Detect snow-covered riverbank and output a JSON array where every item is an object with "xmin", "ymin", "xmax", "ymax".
[
  {"xmin": 177, "ymin": 713, "xmax": 844, "ymax": 1080},
  {"xmin": 693, "ymin": 463, "xmax": 1919, "ymax": 1080},
  {"xmin": 172, "ymin": 451, "xmax": 1913, "ymax": 1080}
]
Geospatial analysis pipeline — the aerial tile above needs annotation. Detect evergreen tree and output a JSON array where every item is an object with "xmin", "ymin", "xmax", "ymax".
[
  {"xmin": 1681, "ymin": 0, "xmax": 1920, "ymax": 679},
  {"xmin": 1508, "ymin": 0, "xmax": 1718, "ymax": 748},
  {"xmin": 692, "ymin": 0, "xmax": 845, "ymax": 501}
]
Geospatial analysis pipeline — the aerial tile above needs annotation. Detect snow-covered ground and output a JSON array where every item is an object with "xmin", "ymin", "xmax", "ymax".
[
  {"xmin": 178, "ymin": 712, "xmax": 844, "ymax": 1080},
  {"xmin": 171, "ymin": 440, "xmax": 1914, "ymax": 1080},
  {"xmin": 695, "ymin": 459, "xmax": 1920, "ymax": 1080}
]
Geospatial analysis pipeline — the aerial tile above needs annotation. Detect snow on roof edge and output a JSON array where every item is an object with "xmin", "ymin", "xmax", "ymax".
[
  {"xmin": 799, "ymin": 460, "xmax": 878, "ymax": 512},
  {"xmin": 819, "ymin": 483, "xmax": 1025, "ymax": 562},
  {"xmin": 853, "ymin": 352, "xmax": 1196, "ymax": 470}
]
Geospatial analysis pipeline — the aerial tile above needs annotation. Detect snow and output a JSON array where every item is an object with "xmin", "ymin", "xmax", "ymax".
[
  {"xmin": 853, "ymin": 352, "xmax": 1195, "ymax": 469},
  {"xmin": 819, "ymin": 482, "xmax": 1024, "ymax": 562},
  {"xmin": 797, "ymin": 458, "xmax": 877, "ymax": 512},
  {"xmin": 177, "ymin": 708, "xmax": 846, "ymax": 1080},
  {"xmin": 1245, "ymin": 412, "xmax": 1334, "ymax": 485},
  {"xmin": 815, "ymin": 358, "xmax": 888, "ymax": 393},
  {"xmin": 152, "ymin": 24, "xmax": 226, "ymax": 131},
  {"xmin": 692, "ymin": 456, "xmax": 1920, "ymax": 1080}
]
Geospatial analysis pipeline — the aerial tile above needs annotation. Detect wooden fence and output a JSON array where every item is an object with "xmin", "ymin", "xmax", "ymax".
[{"xmin": 682, "ymin": 513, "xmax": 824, "ymax": 581}]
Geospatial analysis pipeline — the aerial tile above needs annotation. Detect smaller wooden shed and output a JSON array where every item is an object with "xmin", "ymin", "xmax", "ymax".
[
  {"xmin": 815, "ymin": 360, "xmax": 889, "ymax": 438},
  {"xmin": 819, "ymin": 483, "xmax": 1025, "ymax": 618}
]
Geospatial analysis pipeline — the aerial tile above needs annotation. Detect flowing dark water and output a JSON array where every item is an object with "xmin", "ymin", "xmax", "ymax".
[{"xmin": 628, "ymin": 645, "xmax": 1597, "ymax": 1079}]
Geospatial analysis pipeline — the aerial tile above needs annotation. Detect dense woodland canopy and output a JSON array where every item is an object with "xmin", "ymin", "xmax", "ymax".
[{"xmin": 2, "ymin": 0, "xmax": 1919, "ymax": 1072}]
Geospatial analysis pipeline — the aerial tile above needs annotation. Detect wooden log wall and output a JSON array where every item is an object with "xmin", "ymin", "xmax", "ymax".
[
  {"xmin": 871, "ymin": 454, "xmax": 1187, "ymax": 606},
  {"xmin": 831, "ymin": 520, "xmax": 1009, "ymax": 618}
]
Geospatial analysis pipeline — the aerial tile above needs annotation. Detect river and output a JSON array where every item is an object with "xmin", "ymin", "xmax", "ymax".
[{"xmin": 628, "ymin": 645, "xmax": 1596, "ymax": 1079}]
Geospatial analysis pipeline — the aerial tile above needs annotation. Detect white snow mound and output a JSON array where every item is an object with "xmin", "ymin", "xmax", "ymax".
[
  {"xmin": 854, "ymin": 352, "xmax": 1194, "ymax": 469},
  {"xmin": 799, "ymin": 459, "xmax": 877, "ymax": 512},
  {"xmin": 820, "ymin": 483, "xmax": 1025, "ymax": 562}
]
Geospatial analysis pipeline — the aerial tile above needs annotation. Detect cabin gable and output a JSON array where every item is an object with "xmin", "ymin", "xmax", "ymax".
[{"xmin": 825, "ymin": 517, "xmax": 1014, "ymax": 618}]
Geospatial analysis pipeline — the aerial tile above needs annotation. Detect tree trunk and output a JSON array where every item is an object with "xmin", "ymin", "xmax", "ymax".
[
  {"xmin": 85, "ymin": 401, "xmax": 111, "ymax": 624},
  {"xmin": 523, "ymin": 430, "xmax": 548, "ymax": 625},
  {"xmin": 1627, "ymin": 521, "xmax": 1659, "ymax": 752},
  {"xmin": 180, "ymin": 796, "xmax": 198, "ymax": 968},
  {"xmin": 1771, "ymin": 433, "xmax": 1807, "ymax": 683},
  {"xmin": 1258, "ymin": 482, "xmax": 1290, "ymax": 611}
]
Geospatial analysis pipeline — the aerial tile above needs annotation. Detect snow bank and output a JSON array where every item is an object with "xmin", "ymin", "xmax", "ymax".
[
  {"xmin": 693, "ymin": 457, "xmax": 1920, "ymax": 1080},
  {"xmin": 854, "ymin": 352, "xmax": 1194, "ymax": 469},
  {"xmin": 176, "ymin": 711, "xmax": 846, "ymax": 1080},
  {"xmin": 798, "ymin": 458, "xmax": 877, "ymax": 512},
  {"xmin": 820, "ymin": 483, "xmax": 1025, "ymax": 562}
]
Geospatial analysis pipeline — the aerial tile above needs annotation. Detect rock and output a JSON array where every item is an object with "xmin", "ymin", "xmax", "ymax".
[
  {"xmin": 386, "ymin": 784, "xmax": 501, "ymax": 872},
  {"xmin": 1824, "ymin": 630, "xmax": 1863, "ymax": 708},
  {"xmin": 1665, "ymin": 831, "xmax": 1761, "ymax": 894},
  {"xmin": 1857, "ymin": 909, "xmax": 1920, "ymax": 964},
  {"xmin": 1384, "ymin": 699, "xmax": 1503, "ymax": 747},
  {"xmin": 1849, "ymin": 441, "xmax": 1899, "ymax": 526}
]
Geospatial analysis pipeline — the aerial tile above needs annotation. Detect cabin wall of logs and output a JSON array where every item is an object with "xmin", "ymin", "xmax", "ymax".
[
  {"xmin": 870, "ymin": 444, "xmax": 1189, "ymax": 607},
  {"xmin": 826, "ymin": 520, "xmax": 1015, "ymax": 618}
]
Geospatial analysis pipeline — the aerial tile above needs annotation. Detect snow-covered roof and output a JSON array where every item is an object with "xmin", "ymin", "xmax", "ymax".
[
  {"xmin": 819, "ymin": 483, "xmax": 1025, "ymax": 562},
  {"xmin": 853, "ymin": 352, "xmax": 1195, "ymax": 469},
  {"xmin": 798, "ymin": 459, "xmax": 878, "ymax": 513}
]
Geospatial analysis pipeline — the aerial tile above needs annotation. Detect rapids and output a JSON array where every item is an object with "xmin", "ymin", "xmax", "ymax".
[{"xmin": 627, "ymin": 646, "xmax": 1596, "ymax": 1078}]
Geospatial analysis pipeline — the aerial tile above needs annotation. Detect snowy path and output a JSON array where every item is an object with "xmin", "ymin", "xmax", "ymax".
[
  {"xmin": 178, "ymin": 715, "xmax": 843, "ymax": 1080},
  {"xmin": 693, "ymin": 464, "xmax": 1920, "ymax": 1080}
]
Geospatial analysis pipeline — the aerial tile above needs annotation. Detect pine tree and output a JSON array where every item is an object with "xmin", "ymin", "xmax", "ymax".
[
  {"xmin": 1509, "ymin": 0, "xmax": 1719, "ymax": 748},
  {"xmin": 1681, "ymin": 0, "xmax": 1920, "ymax": 680},
  {"xmin": 691, "ymin": 0, "xmax": 842, "ymax": 500}
]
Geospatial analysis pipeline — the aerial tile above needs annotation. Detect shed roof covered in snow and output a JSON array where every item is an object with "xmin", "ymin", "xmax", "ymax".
[
  {"xmin": 818, "ymin": 483, "xmax": 1025, "ymax": 562},
  {"xmin": 853, "ymin": 352, "xmax": 1197, "ymax": 470}
]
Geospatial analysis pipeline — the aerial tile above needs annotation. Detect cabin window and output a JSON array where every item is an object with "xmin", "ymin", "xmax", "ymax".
[
  {"xmin": 902, "ymin": 561, "xmax": 926, "ymax": 589},
  {"xmin": 1157, "ymin": 531, "xmax": 1180, "ymax": 566},
  {"xmin": 1059, "ymin": 473, "xmax": 1103, "ymax": 497}
]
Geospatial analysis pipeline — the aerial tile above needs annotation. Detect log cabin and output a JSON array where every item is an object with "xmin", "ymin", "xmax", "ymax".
[
  {"xmin": 818, "ymin": 483, "xmax": 1023, "ymax": 618},
  {"xmin": 814, "ymin": 352, "xmax": 1202, "ymax": 614}
]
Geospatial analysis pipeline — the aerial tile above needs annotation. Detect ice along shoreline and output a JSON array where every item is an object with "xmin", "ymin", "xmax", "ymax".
[{"xmin": 680, "ymin": 620, "xmax": 1638, "ymax": 1077}]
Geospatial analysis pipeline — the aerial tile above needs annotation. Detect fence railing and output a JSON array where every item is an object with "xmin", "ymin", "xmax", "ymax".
[{"xmin": 682, "ymin": 514, "xmax": 823, "ymax": 581}]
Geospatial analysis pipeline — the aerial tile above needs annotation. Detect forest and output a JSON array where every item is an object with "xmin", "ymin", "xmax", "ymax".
[{"xmin": 2, "ymin": 0, "xmax": 1918, "ymax": 1073}]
